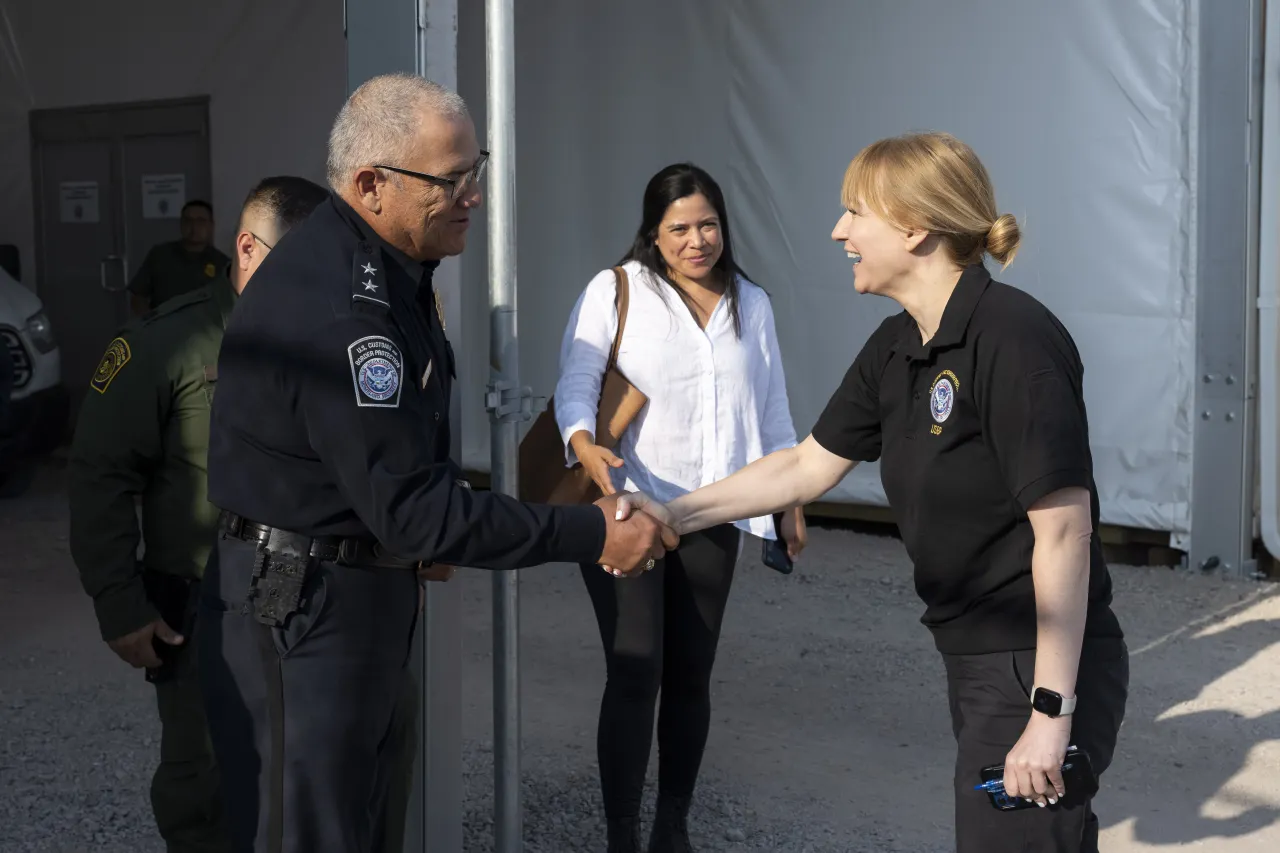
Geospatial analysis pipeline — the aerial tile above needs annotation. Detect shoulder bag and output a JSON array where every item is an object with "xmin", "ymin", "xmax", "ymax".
[{"xmin": 518, "ymin": 266, "xmax": 649, "ymax": 504}]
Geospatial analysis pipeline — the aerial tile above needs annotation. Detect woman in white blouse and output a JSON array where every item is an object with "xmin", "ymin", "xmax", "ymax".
[{"xmin": 555, "ymin": 163, "xmax": 805, "ymax": 853}]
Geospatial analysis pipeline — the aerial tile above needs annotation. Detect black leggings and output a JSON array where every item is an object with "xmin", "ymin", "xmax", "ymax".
[{"xmin": 579, "ymin": 524, "xmax": 741, "ymax": 819}]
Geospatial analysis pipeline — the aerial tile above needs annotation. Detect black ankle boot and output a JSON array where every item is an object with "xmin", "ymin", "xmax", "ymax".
[
  {"xmin": 607, "ymin": 815, "xmax": 641, "ymax": 853},
  {"xmin": 647, "ymin": 793, "xmax": 694, "ymax": 853}
]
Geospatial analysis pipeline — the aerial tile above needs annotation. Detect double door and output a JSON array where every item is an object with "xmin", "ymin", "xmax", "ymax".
[{"xmin": 31, "ymin": 97, "xmax": 213, "ymax": 423}]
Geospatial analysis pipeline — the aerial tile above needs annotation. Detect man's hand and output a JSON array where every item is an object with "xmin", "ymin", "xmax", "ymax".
[
  {"xmin": 107, "ymin": 617, "xmax": 184, "ymax": 669},
  {"xmin": 417, "ymin": 563, "xmax": 455, "ymax": 583},
  {"xmin": 594, "ymin": 493, "xmax": 678, "ymax": 576},
  {"xmin": 570, "ymin": 430, "xmax": 623, "ymax": 496}
]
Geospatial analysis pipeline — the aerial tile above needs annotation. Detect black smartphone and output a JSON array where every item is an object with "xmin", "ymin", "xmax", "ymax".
[
  {"xmin": 977, "ymin": 745, "xmax": 1099, "ymax": 811},
  {"xmin": 761, "ymin": 512, "xmax": 793, "ymax": 574}
]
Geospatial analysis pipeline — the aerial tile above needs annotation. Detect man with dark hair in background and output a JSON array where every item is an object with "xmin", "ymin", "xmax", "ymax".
[
  {"xmin": 69, "ymin": 176, "xmax": 332, "ymax": 853},
  {"xmin": 129, "ymin": 198, "xmax": 231, "ymax": 316}
]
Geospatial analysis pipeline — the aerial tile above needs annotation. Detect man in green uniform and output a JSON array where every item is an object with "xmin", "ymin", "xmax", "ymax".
[
  {"xmin": 69, "ymin": 176, "xmax": 329, "ymax": 853},
  {"xmin": 128, "ymin": 199, "xmax": 232, "ymax": 316}
]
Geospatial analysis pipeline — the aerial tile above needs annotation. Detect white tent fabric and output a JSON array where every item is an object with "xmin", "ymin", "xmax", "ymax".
[
  {"xmin": 456, "ymin": 0, "xmax": 1198, "ymax": 534},
  {"xmin": 0, "ymin": 0, "xmax": 1197, "ymax": 534}
]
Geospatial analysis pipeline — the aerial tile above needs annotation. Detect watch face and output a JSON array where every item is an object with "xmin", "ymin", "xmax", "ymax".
[{"xmin": 1033, "ymin": 688, "xmax": 1063, "ymax": 716}]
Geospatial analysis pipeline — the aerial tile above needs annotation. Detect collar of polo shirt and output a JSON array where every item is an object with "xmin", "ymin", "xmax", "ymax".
[{"xmin": 890, "ymin": 264, "xmax": 992, "ymax": 361}]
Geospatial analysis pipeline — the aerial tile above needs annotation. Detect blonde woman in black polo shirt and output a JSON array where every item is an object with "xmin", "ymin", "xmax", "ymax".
[{"xmin": 614, "ymin": 132, "xmax": 1128, "ymax": 853}]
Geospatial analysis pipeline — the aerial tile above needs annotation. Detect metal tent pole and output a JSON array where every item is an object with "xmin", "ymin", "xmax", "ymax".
[{"xmin": 484, "ymin": 0, "xmax": 523, "ymax": 849}]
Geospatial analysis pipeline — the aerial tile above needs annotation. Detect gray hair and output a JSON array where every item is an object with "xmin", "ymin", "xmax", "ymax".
[{"xmin": 325, "ymin": 73, "xmax": 470, "ymax": 191}]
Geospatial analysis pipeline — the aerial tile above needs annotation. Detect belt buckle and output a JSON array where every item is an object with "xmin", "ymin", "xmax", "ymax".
[{"xmin": 224, "ymin": 512, "xmax": 244, "ymax": 538}]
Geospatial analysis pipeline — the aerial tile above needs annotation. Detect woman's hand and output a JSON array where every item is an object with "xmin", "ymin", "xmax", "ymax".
[
  {"xmin": 1002, "ymin": 712, "xmax": 1072, "ymax": 807},
  {"xmin": 612, "ymin": 490, "xmax": 678, "ymax": 531},
  {"xmin": 780, "ymin": 506, "xmax": 808, "ymax": 559},
  {"xmin": 570, "ymin": 430, "xmax": 623, "ymax": 496}
]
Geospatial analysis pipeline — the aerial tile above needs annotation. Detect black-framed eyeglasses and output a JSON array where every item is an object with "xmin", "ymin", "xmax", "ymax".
[
  {"xmin": 373, "ymin": 151, "xmax": 489, "ymax": 202},
  {"xmin": 249, "ymin": 231, "xmax": 274, "ymax": 251}
]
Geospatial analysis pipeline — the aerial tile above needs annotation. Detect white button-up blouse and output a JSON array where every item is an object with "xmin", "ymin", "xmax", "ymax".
[{"xmin": 554, "ymin": 260, "xmax": 798, "ymax": 539}]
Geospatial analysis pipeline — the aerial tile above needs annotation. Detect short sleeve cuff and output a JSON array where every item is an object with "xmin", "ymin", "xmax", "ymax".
[
  {"xmin": 1015, "ymin": 468, "xmax": 1093, "ymax": 513},
  {"xmin": 546, "ymin": 504, "xmax": 608, "ymax": 565},
  {"xmin": 810, "ymin": 421, "xmax": 879, "ymax": 463}
]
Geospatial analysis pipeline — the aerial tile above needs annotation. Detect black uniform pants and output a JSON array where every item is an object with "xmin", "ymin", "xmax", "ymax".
[
  {"xmin": 196, "ymin": 534, "xmax": 419, "ymax": 853},
  {"xmin": 579, "ymin": 524, "xmax": 741, "ymax": 819},
  {"xmin": 944, "ymin": 637, "xmax": 1129, "ymax": 853}
]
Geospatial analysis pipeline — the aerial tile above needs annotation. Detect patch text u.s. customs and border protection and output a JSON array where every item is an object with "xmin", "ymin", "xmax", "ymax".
[
  {"xmin": 348, "ymin": 335, "xmax": 403, "ymax": 408},
  {"xmin": 90, "ymin": 337, "xmax": 132, "ymax": 394}
]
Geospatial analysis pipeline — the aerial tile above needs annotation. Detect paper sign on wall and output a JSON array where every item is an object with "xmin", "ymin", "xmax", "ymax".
[
  {"xmin": 141, "ymin": 174, "xmax": 186, "ymax": 219},
  {"xmin": 59, "ymin": 181, "xmax": 100, "ymax": 224}
]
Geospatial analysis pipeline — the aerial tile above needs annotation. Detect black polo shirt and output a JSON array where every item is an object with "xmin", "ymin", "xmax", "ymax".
[{"xmin": 812, "ymin": 265, "xmax": 1122, "ymax": 654}]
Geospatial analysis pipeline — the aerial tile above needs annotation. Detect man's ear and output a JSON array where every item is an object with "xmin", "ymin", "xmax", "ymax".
[
  {"xmin": 235, "ymin": 231, "xmax": 255, "ymax": 271},
  {"xmin": 352, "ymin": 167, "xmax": 384, "ymax": 214}
]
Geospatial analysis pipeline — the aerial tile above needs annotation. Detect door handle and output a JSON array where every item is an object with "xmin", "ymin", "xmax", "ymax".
[{"xmin": 100, "ymin": 255, "xmax": 128, "ymax": 292}]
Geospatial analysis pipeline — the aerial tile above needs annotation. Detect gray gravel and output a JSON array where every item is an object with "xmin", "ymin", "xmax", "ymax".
[
  {"xmin": 1, "ymin": 656, "xmax": 163, "ymax": 852},
  {"xmin": 1, "ymin": 678, "xmax": 895, "ymax": 853},
  {"xmin": 459, "ymin": 748, "xmax": 923, "ymax": 853}
]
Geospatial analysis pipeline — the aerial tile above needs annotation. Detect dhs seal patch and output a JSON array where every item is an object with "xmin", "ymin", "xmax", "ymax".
[
  {"xmin": 348, "ymin": 335, "xmax": 404, "ymax": 408},
  {"xmin": 929, "ymin": 369, "xmax": 960, "ymax": 424}
]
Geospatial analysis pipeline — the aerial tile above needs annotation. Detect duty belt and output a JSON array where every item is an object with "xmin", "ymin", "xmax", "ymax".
[
  {"xmin": 218, "ymin": 511, "xmax": 425, "ymax": 571},
  {"xmin": 219, "ymin": 510, "xmax": 427, "ymax": 627}
]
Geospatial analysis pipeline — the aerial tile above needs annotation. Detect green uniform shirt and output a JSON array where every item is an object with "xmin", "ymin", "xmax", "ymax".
[
  {"xmin": 128, "ymin": 240, "xmax": 231, "ymax": 310},
  {"xmin": 69, "ymin": 276, "xmax": 237, "ymax": 641}
]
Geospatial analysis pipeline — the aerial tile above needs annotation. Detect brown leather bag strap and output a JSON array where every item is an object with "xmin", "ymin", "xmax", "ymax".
[{"xmin": 607, "ymin": 266, "xmax": 630, "ymax": 370}]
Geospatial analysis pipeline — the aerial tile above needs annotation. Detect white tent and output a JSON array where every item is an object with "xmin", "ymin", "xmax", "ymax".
[{"xmin": 1, "ymin": 0, "xmax": 1266, "ymax": 577}]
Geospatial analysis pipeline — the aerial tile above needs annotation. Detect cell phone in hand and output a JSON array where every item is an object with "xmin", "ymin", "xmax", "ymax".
[
  {"xmin": 761, "ymin": 512, "xmax": 793, "ymax": 574},
  {"xmin": 976, "ymin": 745, "xmax": 1098, "ymax": 811}
]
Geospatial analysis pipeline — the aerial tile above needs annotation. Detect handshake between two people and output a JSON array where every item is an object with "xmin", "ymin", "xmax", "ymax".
[{"xmin": 594, "ymin": 491, "xmax": 679, "ymax": 577}]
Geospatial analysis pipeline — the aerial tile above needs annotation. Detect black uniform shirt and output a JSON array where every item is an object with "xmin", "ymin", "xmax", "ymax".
[
  {"xmin": 208, "ymin": 194, "xmax": 606, "ymax": 569},
  {"xmin": 812, "ymin": 265, "xmax": 1122, "ymax": 654}
]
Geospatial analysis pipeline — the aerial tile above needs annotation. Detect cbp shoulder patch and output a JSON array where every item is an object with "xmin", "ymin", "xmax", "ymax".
[
  {"xmin": 91, "ymin": 337, "xmax": 132, "ymax": 394},
  {"xmin": 348, "ymin": 335, "xmax": 403, "ymax": 407}
]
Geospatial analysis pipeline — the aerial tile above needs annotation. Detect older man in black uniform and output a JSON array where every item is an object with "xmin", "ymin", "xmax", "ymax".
[{"xmin": 197, "ymin": 73, "xmax": 672, "ymax": 853}]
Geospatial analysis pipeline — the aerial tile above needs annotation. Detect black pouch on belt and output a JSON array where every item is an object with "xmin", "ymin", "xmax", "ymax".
[{"xmin": 247, "ymin": 527, "xmax": 313, "ymax": 627}]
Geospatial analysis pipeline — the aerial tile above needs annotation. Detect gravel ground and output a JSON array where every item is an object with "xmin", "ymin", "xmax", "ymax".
[{"xmin": 3, "ymin": 460, "xmax": 1278, "ymax": 852}]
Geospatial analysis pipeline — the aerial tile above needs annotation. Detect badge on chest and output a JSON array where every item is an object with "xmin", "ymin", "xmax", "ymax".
[{"xmin": 929, "ymin": 369, "xmax": 959, "ymax": 435}]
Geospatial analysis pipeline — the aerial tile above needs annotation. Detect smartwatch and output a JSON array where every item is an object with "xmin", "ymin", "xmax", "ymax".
[{"xmin": 1031, "ymin": 686, "xmax": 1077, "ymax": 718}]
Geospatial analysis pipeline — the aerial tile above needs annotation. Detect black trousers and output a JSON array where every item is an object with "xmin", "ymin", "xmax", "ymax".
[
  {"xmin": 195, "ymin": 534, "xmax": 419, "ymax": 853},
  {"xmin": 579, "ymin": 524, "xmax": 741, "ymax": 819},
  {"xmin": 944, "ymin": 637, "xmax": 1130, "ymax": 853}
]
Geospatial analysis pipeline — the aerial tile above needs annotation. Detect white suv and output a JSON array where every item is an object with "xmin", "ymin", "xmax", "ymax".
[{"xmin": 0, "ymin": 266, "xmax": 68, "ymax": 492}]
